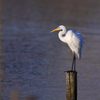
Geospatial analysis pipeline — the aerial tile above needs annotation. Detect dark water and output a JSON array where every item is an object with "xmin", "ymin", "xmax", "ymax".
[{"xmin": 1, "ymin": 0, "xmax": 100, "ymax": 100}]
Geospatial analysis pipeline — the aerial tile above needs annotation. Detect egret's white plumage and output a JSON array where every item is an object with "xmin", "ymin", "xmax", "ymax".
[{"xmin": 51, "ymin": 25, "xmax": 84, "ymax": 71}]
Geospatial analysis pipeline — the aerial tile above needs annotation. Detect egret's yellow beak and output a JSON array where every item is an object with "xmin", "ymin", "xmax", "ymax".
[{"xmin": 51, "ymin": 27, "xmax": 60, "ymax": 32}]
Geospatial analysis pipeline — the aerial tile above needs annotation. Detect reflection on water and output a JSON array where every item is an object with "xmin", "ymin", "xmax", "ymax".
[{"xmin": 2, "ymin": 0, "xmax": 100, "ymax": 100}]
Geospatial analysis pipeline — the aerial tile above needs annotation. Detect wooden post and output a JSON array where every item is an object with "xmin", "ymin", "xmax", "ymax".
[{"xmin": 65, "ymin": 71, "xmax": 77, "ymax": 100}]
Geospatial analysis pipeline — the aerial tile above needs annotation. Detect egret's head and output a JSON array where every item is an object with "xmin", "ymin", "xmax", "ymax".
[{"xmin": 51, "ymin": 25, "xmax": 65, "ymax": 32}]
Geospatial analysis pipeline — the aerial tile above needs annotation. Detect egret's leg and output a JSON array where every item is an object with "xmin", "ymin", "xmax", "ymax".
[
  {"xmin": 71, "ymin": 53, "xmax": 75, "ymax": 71},
  {"xmin": 74, "ymin": 54, "xmax": 76, "ymax": 71}
]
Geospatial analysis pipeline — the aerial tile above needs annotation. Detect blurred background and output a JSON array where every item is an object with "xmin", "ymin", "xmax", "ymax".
[{"xmin": 1, "ymin": 0, "xmax": 100, "ymax": 100}]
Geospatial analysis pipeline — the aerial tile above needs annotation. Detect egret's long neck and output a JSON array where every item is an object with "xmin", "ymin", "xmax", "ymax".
[{"xmin": 58, "ymin": 27, "xmax": 67, "ymax": 43}]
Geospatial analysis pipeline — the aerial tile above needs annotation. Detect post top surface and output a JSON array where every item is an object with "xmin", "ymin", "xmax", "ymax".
[{"xmin": 64, "ymin": 70, "xmax": 77, "ymax": 73}]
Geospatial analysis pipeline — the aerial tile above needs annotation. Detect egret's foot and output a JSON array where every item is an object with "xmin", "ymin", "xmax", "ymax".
[{"xmin": 64, "ymin": 70, "xmax": 73, "ymax": 72}]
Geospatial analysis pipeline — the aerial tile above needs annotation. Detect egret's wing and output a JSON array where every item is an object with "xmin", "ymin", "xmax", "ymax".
[
  {"xmin": 77, "ymin": 33, "xmax": 84, "ymax": 44},
  {"xmin": 68, "ymin": 29, "xmax": 84, "ymax": 59},
  {"xmin": 69, "ymin": 29, "xmax": 84, "ymax": 44}
]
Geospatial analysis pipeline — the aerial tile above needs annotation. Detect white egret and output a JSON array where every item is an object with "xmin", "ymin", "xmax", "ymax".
[{"xmin": 51, "ymin": 25, "xmax": 84, "ymax": 71}]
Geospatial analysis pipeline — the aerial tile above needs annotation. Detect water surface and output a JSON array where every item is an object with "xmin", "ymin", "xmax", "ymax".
[{"xmin": 1, "ymin": 0, "xmax": 100, "ymax": 100}]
